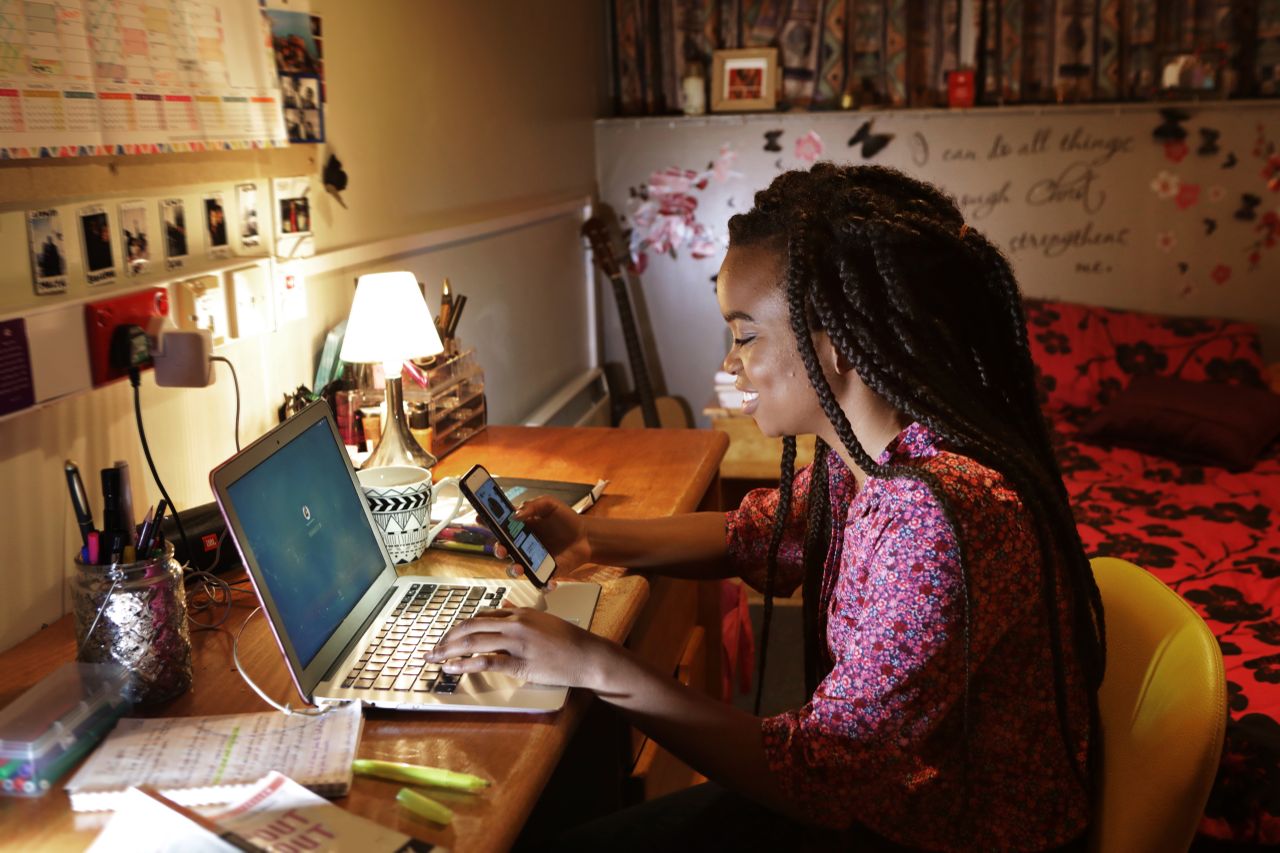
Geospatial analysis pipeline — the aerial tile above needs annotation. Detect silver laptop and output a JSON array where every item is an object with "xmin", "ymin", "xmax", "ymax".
[{"xmin": 210, "ymin": 401, "xmax": 600, "ymax": 713}]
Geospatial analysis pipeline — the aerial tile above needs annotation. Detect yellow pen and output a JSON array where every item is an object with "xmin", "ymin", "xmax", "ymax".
[
  {"xmin": 352, "ymin": 758, "xmax": 490, "ymax": 791},
  {"xmin": 396, "ymin": 787, "xmax": 454, "ymax": 825}
]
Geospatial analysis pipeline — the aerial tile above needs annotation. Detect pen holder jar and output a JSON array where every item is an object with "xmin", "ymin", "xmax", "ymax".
[{"xmin": 70, "ymin": 543, "xmax": 192, "ymax": 706}]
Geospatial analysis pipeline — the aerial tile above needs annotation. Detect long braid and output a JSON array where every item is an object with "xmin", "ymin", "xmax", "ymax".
[
  {"xmin": 754, "ymin": 435, "xmax": 796, "ymax": 715},
  {"xmin": 800, "ymin": 438, "xmax": 832, "ymax": 694},
  {"xmin": 728, "ymin": 162, "xmax": 1106, "ymax": 819}
]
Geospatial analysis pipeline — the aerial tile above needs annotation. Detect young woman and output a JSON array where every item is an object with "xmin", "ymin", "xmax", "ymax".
[{"xmin": 428, "ymin": 163, "xmax": 1105, "ymax": 852}]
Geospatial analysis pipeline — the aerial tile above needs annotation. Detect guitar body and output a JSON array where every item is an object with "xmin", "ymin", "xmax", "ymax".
[{"xmin": 618, "ymin": 396, "xmax": 692, "ymax": 429}]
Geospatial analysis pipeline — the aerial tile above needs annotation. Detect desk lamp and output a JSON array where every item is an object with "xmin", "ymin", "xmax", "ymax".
[{"xmin": 340, "ymin": 271, "xmax": 442, "ymax": 469}]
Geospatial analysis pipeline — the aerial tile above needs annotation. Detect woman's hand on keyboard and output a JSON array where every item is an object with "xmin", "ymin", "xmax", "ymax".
[{"xmin": 426, "ymin": 607, "xmax": 607, "ymax": 689}]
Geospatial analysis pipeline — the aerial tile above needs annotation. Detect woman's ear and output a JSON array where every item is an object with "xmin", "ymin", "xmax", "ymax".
[{"xmin": 816, "ymin": 331, "xmax": 856, "ymax": 375}]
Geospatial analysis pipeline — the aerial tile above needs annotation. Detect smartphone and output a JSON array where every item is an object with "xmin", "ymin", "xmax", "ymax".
[{"xmin": 460, "ymin": 464, "xmax": 557, "ymax": 588}]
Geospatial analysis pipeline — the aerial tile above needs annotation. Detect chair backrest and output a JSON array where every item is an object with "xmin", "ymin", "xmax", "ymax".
[{"xmin": 1090, "ymin": 557, "xmax": 1226, "ymax": 853}]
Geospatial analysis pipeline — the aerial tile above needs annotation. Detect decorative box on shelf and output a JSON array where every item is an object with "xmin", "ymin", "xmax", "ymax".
[{"xmin": 405, "ymin": 346, "xmax": 487, "ymax": 460}]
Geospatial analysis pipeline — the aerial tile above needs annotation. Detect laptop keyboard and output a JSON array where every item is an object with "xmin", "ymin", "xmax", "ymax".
[{"xmin": 340, "ymin": 583, "xmax": 507, "ymax": 695}]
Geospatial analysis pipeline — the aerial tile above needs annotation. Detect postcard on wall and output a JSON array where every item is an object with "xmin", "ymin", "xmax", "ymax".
[
  {"xmin": 118, "ymin": 200, "xmax": 151, "ymax": 277},
  {"xmin": 27, "ymin": 208, "xmax": 67, "ymax": 295},
  {"xmin": 273, "ymin": 175, "xmax": 314, "ymax": 260},
  {"xmin": 160, "ymin": 198, "xmax": 188, "ymax": 270},
  {"xmin": 78, "ymin": 205, "xmax": 117, "ymax": 287},
  {"xmin": 236, "ymin": 183, "xmax": 262, "ymax": 249},
  {"xmin": 203, "ymin": 192, "xmax": 230, "ymax": 260}
]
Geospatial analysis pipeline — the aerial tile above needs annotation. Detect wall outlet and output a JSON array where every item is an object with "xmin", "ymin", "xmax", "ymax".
[
  {"xmin": 228, "ymin": 264, "xmax": 274, "ymax": 338},
  {"xmin": 84, "ymin": 287, "xmax": 170, "ymax": 387},
  {"xmin": 174, "ymin": 274, "xmax": 228, "ymax": 346}
]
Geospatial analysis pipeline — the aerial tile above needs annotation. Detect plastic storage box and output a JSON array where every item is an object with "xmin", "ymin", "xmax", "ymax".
[{"xmin": 0, "ymin": 662, "xmax": 132, "ymax": 797}]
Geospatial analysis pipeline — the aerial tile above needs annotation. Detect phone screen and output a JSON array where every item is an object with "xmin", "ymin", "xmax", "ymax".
[{"xmin": 463, "ymin": 467, "xmax": 555, "ymax": 586}]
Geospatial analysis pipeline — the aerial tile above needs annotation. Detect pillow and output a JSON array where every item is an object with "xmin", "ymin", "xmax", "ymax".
[{"xmin": 1081, "ymin": 376, "xmax": 1280, "ymax": 471}]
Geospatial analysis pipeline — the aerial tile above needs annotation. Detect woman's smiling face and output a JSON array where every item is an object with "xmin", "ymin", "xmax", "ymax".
[{"xmin": 717, "ymin": 243, "xmax": 828, "ymax": 438}]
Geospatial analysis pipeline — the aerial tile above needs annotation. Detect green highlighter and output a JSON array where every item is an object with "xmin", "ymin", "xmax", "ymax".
[{"xmin": 351, "ymin": 759, "xmax": 490, "ymax": 792}]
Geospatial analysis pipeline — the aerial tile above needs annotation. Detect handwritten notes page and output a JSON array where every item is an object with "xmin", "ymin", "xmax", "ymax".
[{"xmin": 66, "ymin": 702, "xmax": 363, "ymax": 811}]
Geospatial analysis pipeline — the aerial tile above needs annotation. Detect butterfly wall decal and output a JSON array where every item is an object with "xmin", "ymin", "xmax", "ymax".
[
  {"xmin": 848, "ymin": 120, "xmax": 894, "ymax": 158},
  {"xmin": 1197, "ymin": 128, "xmax": 1220, "ymax": 156},
  {"xmin": 1235, "ymin": 193, "xmax": 1261, "ymax": 221},
  {"xmin": 1178, "ymin": 262, "xmax": 1189, "ymax": 274},
  {"xmin": 1152, "ymin": 107, "xmax": 1190, "ymax": 142},
  {"xmin": 1222, "ymin": 152, "xmax": 1237, "ymax": 169},
  {"xmin": 763, "ymin": 130, "xmax": 783, "ymax": 152},
  {"xmin": 1203, "ymin": 217, "xmax": 1217, "ymax": 235}
]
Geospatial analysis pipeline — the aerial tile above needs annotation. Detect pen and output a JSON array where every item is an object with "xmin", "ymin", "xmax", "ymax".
[
  {"xmin": 135, "ymin": 505, "xmax": 154, "ymax": 548},
  {"xmin": 446, "ymin": 293, "xmax": 467, "ymax": 340},
  {"xmin": 87, "ymin": 531, "xmax": 100, "ymax": 565},
  {"xmin": 64, "ymin": 461, "xmax": 95, "ymax": 548},
  {"xmin": 141, "ymin": 499, "xmax": 168, "ymax": 554}
]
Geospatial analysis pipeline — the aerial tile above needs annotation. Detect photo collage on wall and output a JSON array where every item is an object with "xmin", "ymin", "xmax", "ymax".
[{"xmin": 267, "ymin": 9, "xmax": 325, "ymax": 144}]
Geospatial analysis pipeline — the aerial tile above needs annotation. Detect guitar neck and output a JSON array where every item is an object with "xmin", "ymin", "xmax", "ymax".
[{"xmin": 605, "ymin": 270, "xmax": 660, "ymax": 428}]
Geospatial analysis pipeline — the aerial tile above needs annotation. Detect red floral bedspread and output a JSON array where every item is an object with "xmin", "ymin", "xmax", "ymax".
[{"xmin": 1025, "ymin": 299, "xmax": 1280, "ymax": 846}]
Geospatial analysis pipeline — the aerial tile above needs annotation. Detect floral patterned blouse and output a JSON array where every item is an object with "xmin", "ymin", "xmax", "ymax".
[{"xmin": 726, "ymin": 423, "xmax": 1091, "ymax": 852}]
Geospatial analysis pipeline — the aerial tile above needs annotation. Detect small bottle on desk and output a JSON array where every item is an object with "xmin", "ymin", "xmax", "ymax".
[{"xmin": 408, "ymin": 402, "xmax": 433, "ymax": 457}]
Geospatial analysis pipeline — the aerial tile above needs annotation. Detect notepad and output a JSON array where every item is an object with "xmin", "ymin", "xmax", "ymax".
[{"xmin": 66, "ymin": 702, "xmax": 363, "ymax": 812}]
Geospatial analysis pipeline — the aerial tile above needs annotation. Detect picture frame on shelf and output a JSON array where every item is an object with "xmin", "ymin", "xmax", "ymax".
[
  {"xmin": 1157, "ymin": 50, "xmax": 1226, "ymax": 99},
  {"xmin": 710, "ymin": 47, "xmax": 778, "ymax": 113}
]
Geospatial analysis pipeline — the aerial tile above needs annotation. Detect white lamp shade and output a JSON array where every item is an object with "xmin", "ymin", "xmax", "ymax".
[{"xmin": 340, "ymin": 271, "xmax": 443, "ymax": 364}]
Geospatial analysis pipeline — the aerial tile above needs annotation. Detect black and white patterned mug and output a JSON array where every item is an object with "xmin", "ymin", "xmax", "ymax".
[{"xmin": 357, "ymin": 466, "xmax": 465, "ymax": 564}]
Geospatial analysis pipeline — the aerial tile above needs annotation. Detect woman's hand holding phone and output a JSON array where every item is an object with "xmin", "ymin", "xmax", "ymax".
[{"xmin": 495, "ymin": 497, "xmax": 592, "ymax": 586}]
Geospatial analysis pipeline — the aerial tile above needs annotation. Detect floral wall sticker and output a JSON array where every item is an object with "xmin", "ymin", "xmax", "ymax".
[
  {"xmin": 1148, "ymin": 112, "xmax": 1279, "ymax": 297},
  {"xmin": 622, "ymin": 143, "xmax": 741, "ymax": 273}
]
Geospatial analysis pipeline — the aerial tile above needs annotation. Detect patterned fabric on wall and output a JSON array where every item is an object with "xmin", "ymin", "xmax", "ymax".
[
  {"xmin": 779, "ymin": 0, "xmax": 822, "ymax": 107},
  {"xmin": 611, "ymin": 0, "xmax": 1280, "ymax": 114}
]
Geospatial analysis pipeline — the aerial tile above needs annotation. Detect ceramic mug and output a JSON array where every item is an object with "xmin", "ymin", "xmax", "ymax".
[{"xmin": 357, "ymin": 466, "xmax": 466, "ymax": 564}]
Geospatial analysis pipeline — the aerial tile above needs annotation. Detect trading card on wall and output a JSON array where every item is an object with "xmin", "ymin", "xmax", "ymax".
[
  {"xmin": 119, "ymin": 200, "xmax": 151, "ymax": 276},
  {"xmin": 204, "ymin": 192, "xmax": 230, "ymax": 260},
  {"xmin": 27, "ymin": 208, "xmax": 67, "ymax": 295},
  {"xmin": 273, "ymin": 175, "xmax": 314, "ymax": 260},
  {"xmin": 236, "ymin": 182, "xmax": 261, "ymax": 249},
  {"xmin": 160, "ymin": 198, "xmax": 189, "ymax": 270},
  {"xmin": 78, "ymin": 205, "xmax": 117, "ymax": 287}
]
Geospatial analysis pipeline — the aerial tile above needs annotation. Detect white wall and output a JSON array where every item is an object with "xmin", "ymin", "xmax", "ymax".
[
  {"xmin": 0, "ymin": 1, "xmax": 603, "ymax": 651},
  {"xmin": 594, "ymin": 101, "xmax": 1280, "ymax": 426}
]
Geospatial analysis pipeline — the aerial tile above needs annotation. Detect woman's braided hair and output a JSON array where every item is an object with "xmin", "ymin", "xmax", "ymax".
[{"xmin": 731, "ymin": 162, "xmax": 1105, "ymax": 800}]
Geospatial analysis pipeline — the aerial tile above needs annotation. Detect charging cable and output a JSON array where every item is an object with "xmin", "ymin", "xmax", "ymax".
[{"xmin": 233, "ymin": 607, "xmax": 352, "ymax": 717}]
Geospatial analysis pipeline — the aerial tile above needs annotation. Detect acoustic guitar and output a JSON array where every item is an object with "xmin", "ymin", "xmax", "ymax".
[{"xmin": 581, "ymin": 217, "xmax": 690, "ymax": 429}]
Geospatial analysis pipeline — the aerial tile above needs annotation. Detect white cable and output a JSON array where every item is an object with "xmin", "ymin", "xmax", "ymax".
[{"xmin": 233, "ymin": 606, "xmax": 353, "ymax": 717}]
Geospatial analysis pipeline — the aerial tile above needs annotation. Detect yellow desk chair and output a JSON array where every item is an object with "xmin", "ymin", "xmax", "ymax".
[{"xmin": 1090, "ymin": 557, "xmax": 1227, "ymax": 853}]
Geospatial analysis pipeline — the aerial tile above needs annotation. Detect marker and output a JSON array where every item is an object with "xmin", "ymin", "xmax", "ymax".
[
  {"xmin": 114, "ymin": 461, "xmax": 136, "ymax": 537},
  {"xmin": 100, "ymin": 467, "xmax": 123, "ymax": 540},
  {"xmin": 87, "ymin": 531, "xmax": 100, "ymax": 565},
  {"xmin": 352, "ymin": 758, "xmax": 489, "ymax": 791}
]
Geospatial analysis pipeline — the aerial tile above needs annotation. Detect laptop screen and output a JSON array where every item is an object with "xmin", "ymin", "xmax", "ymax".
[{"xmin": 226, "ymin": 417, "xmax": 386, "ymax": 667}]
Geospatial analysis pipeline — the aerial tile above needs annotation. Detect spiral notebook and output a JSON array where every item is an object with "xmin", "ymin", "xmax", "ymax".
[{"xmin": 66, "ymin": 701, "xmax": 362, "ymax": 812}]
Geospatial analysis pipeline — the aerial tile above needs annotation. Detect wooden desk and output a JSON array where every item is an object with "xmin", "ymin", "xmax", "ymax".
[{"xmin": 0, "ymin": 426, "xmax": 728, "ymax": 852}]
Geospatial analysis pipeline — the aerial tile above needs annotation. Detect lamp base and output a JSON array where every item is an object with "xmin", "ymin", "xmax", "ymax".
[{"xmin": 360, "ymin": 375, "xmax": 438, "ymax": 469}]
